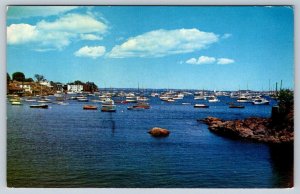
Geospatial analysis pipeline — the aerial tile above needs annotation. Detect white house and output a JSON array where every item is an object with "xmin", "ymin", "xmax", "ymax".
[
  {"xmin": 20, "ymin": 84, "xmax": 32, "ymax": 93},
  {"xmin": 39, "ymin": 81, "xmax": 52, "ymax": 87},
  {"xmin": 67, "ymin": 85, "xmax": 83, "ymax": 93}
]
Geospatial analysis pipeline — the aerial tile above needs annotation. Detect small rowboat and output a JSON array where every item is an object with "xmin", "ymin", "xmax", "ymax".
[
  {"xmin": 30, "ymin": 104, "xmax": 48, "ymax": 109},
  {"xmin": 83, "ymin": 105, "xmax": 98, "ymax": 110}
]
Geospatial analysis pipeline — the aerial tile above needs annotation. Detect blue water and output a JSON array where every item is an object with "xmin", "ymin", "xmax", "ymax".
[{"xmin": 7, "ymin": 95, "xmax": 293, "ymax": 188}]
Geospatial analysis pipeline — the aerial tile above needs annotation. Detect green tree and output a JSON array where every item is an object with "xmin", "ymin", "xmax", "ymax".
[
  {"xmin": 7, "ymin": 73, "xmax": 11, "ymax": 83},
  {"xmin": 278, "ymin": 89, "xmax": 293, "ymax": 116},
  {"xmin": 24, "ymin": 78, "xmax": 34, "ymax": 82},
  {"xmin": 34, "ymin": 74, "xmax": 45, "ymax": 82},
  {"xmin": 12, "ymin": 72, "xmax": 25, "ymax": 82}
]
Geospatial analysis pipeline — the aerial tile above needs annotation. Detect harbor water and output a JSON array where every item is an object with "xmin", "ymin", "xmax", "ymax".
[{"xmin": 7, "ymin": 95, "xmax": 293, "ymax": 188}]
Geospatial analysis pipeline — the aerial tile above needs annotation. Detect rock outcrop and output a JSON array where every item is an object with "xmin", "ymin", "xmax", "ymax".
[
  {"xmin": 148, "ymin": 127, "xmax": 170, "ymax": 137},
  {"xmin": 199, "ymin": 117, "xmax": 293, "ymax": 144}
]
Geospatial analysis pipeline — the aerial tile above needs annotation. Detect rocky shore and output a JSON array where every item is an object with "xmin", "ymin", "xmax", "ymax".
[{"xmin": 199, "ymin": 117, "xmax": 293, "ymax": 144}]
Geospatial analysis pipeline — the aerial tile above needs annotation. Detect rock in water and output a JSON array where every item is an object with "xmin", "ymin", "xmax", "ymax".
[{"xmin": 148, "ymin": 127, "xmax": 170, "ymax": 137}]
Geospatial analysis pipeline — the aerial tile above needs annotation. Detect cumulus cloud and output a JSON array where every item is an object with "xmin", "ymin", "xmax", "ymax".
[
  {"xmin": 7, "ymin": 6, "xmax": 79, "ymax": 19},
  {"xmin": 7, "ymin": 13, "xmax": 107, "ymax": 50},
  {"xmin": 7, "ymin": 23, "xmax": 38, "ymax": 44},
  {"xmin": 74, "ymin": 46, "xmax": 106, "ymax": 59},
  {"xmin": 108, "ymin": 28, "xmax": 219, "ymax": 58},
  {"xmin": 217, "ymin": 58, "xmax": 235, "ymax": 64},
  {"xmin": 80, "ymin": 34, "xmax": 103, "ymax": 40},
  {"xmin": 186, "ymin": 56, "xmax": 234, "ymax": 65},
  {"xmin": 186, "ymin": 56, "xmax": 216, "ymax": 65}
]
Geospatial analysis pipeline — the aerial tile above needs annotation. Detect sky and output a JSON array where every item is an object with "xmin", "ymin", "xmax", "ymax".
[{"xmin": 6, "ymin": 6, "xmax": 294, "ymax": 90}]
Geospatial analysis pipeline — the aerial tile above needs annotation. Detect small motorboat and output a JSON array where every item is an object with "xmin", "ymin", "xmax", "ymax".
[
  {"xmin": 252, "ymin": 98, "xmax": 269, "ymax": 105},
  {"xmin": 30, "ymin": 104, "xmax": 48, "ymax": 109},
  {"xmin": 11, "ymin": 101, "xmax": 22, "ymax": 105},
  {"xmin": 208, "ymin": 96, "xmax": 220, "ymax": 103},
  {"xmin": 83, "ymin": 105, "xmax": 98, "ymax": 110},
  {"xmin": 101, "ymin": 105, "xmax": 116, "ymax": 112},
  {"xmin": 194, "ymin": 104, "xmax": 209, "ymax": 108}
]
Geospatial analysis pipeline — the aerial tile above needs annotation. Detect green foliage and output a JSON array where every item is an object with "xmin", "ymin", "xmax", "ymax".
[
  {"xmin": 278, "ymin": 89, "xmax": 293, "ymax": 115},
  {"xmin": 24, "ymin": 78, "xmax": 34, "ymax": 82},
  {"xmin": 34, "ymin": 74, "xmax": 45, "ymax": 82},
  {"xmin": 12, "ymin": 72, "xmax": 25, "ymax": 82}
]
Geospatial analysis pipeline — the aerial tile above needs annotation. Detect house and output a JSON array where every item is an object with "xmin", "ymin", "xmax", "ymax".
[
  {"xmin": 39, "ymin": 81, "xmax": 52, "ymax": 88},
  {"xmin": 67, "ymin": 84, "xmax": 83, "ymax": 93},
  {"xmin": 20, "ymin": 84, "xmax": 32, "ymax": 94}
]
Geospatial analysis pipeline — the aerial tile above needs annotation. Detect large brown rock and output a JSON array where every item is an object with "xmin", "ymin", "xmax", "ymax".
[
  {"xmin": 200, "ymin": 116, "xmax": 293, "ymax": 144},
  {"xmin": 148, "ymin": 127, "xmax": 170, "ymax": 137}
]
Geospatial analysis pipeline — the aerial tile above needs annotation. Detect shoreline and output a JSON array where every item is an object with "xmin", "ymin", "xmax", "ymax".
[{"xmin": 199, "ymin": 116, "xmax": 294, "ymax": 144}]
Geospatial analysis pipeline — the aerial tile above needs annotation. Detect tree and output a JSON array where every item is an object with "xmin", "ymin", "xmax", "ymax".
[
  {"xmin": 278, "ymin": 89, "xmax": 293, "ymax": 116},
  {"xmin": 12, "ymin": 72, "xmax": 25, "ymax": 82},
  {"xmin": 7, "ymin": 73, "xmax": 11, "ymax": 83},
  {"xmin": 34, "ymin": 74, "xmax": 45, "ymax": 82},
  {"xmin": 24, "ymin": 78, "xmax": 34, "ymax": 82}
]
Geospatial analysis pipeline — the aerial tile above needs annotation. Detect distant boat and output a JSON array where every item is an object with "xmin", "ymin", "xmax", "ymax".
[
  {"xmin": 56, "ymin": 102, "xmax": 69, "ymax": 105},
  {"xmin": 101, "ymin": 99, "xmax": 116, "ymax": 112},
  {"xmin": 25, "ymin": 99, "xmax": 36, "ymax": 102},
  {"xmin": 237, "ymin": 96, "xmax": 250, "ymax": 103},
  {"xmin": 194, "ymin": 96, "xmax": 205, "ymax": 100},
  {"xmin": 11, "ymin": 101, "xmax": 22, "ymax": 105},
  {"xmin": 208, "ymin": 96, "xmax": 219, "ymax": 103},
  {"xmin": 83, "ymin": 105, "xmax": 98, "ymax": 110},
  {"xmin": 126, "ymin": 96, "xmax": 138, "ymax": 103},
  {"xmin": 30, "ymin": 104, "xmax": 48, "ymax": 109},
  {"xmin": 166, "ymin": 98, "xmax": 175, "ymax": 102},
  {"xmin": 252, "ymin": 98, "xmax": 269, "ymax": 105},
  {"xmin": 194, "ymin": 104, "xmax": 209, "ymax": 108},
  {"xmin": 229, "ymin": 104, "xmax": 245, "ymax": 108},
  {"xmin": 101, "ymin": 105, "xmax": 116, "ymax": 112},
  {"xmin": 127, "ymin": 102, "xmax": 150, "ymax": 110},
  {"xmin": 182, "ymin": 102, "xmax": 191, "ymax": 105}
]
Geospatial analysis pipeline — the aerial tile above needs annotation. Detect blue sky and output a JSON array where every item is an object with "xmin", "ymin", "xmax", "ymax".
[{"xmin": 6, "ymin": 6, "xmax": 294, "ymax": 90}]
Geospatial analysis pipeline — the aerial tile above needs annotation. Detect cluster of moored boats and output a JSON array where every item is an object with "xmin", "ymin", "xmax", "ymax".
[{"xmin": 7, "ymin": 90, "xmax": 272, "ymax": 111}]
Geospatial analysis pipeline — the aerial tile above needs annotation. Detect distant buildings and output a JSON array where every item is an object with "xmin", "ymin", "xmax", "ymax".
[{"xmin": 67, "ymin": 84, "xmax": 83, "ymax": 93}]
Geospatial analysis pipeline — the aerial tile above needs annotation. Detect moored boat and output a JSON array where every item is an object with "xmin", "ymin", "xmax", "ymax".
[
  {"xmin": 208, "ymin": 96, "xmax": 219, "ymax": 102},
  {"xmin": 229, "ymin": 104, "xmax": 245, "ymax": 108},
  {"xmin": 30, "ymin": 104, "xmax": 48, "ymax": 109},
  {"xmin": 101, "ymin": 105, "xmax": 116, "ymax": 112},
  {"xmin": 11, "ymin": 101, "xmax": 22, "ymax": 105},
  {"xmin": 128, "ymin": 102, "xmax": 150, "ymax": 110},
  {"xmin": 83, "ymin": 105, "xmax": 98, "ymax": 110},
  {"xmin": 194, "ymin": 104, "xmax": 209, "ymax": 108},
  {"xmin": 252, "ymin": 98, "xmax": 269, "ymax": 105}
]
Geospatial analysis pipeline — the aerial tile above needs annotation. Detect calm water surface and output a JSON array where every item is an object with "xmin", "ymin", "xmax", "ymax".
[{"xmin": 7, "ymin": 95, "xmax": 293, "ymax": 187}]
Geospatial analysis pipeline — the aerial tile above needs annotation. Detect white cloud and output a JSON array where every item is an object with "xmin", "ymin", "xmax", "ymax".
[
  {"xmin": 186, "ymin": 56, "xmax": 216, "ymax": 65},
  {"xmin": 108, "ymin": 28, "xmax": 219, "ymax": 58},
  {"xmin": 80, "ymin": 34, "xmax": 102, "ymax": 40},
  {"xmin": 7, "ymin": 13, "xmax": 107, "ymax": 50},
  {"xmin": 7, "ymin": 6, "xmax": 79, "ymax": 19},
  {"xmin": 74, "ymin": 46, "xmax": 106, "ymax": 59},
  {"xmin": 217, "ymin": 58, "xmax": 235, "ymax": 65},
  {"xmin": 37, "ymin": 14, "xmax": 107, "ymax": 34},
  {"xmin": 7, "ymin": 23, "xmax": 38, "ymax": 44},
  {"xmin": 186, "ymin": 56, "xmax": 234, "ymax": 65}
]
